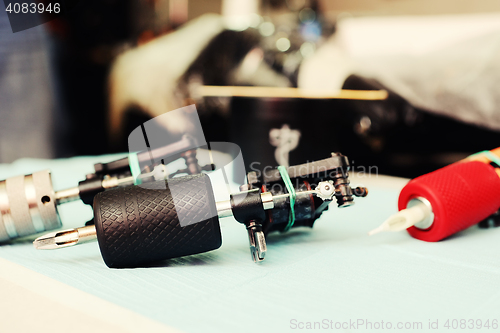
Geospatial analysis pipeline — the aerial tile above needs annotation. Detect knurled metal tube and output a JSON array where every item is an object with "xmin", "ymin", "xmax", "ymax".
[{"xmin": 0, "ymin": 170, "xmax": 61, "ymax": 242}]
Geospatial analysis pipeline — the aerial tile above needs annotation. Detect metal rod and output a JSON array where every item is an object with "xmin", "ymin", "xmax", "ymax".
[
  {"xmin": 199, "ymin": 85, "xmax": 389, "ymax": 101},
  {"xmin": 102, "ymin": 176, "xmax": 135, "ymax": 189},
  {"xmin": 216, "ymin": 200, "xmax": 233, "ymax": 219},
  {"xmin": 270, "ymin": 190, "xmax": 317, "ymax": 201},
  {"xmin": 55, "ymin": 187, "xmax": 80, "ymax": 205},
  {"xmin": 55, "ymin": 176, "xmax": 135, "ymax": 205}
]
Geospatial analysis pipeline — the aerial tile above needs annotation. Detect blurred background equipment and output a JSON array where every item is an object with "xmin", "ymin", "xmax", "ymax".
[
  {"xmin": 2, "ymin": 0, "xmax": 500, "ymax": 179},
  {"xmin": 106, "ymin": 0, "xmax": 500, "ymax": 178}
]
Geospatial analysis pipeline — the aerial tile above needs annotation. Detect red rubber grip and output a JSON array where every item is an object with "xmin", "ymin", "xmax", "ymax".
[{"xmin": 398, "ymin": 161, "xmax": 500, "ymax": 242}]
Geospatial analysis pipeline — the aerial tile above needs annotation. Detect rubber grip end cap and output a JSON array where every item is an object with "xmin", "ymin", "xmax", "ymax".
[{"xmin": 93, "ymin": 174, "xmax": 222, "ymax": 268}]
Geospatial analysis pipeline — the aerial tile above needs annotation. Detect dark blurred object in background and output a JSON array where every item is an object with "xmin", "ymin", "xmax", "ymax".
[
  {"xmin": 46, "ymin": 0, "xmax": 139, "ymax": 156},
  {"xmin": 340, "ymin": 75, "xmax": 500, "ymax": 178},
  {"xmin": 229, "ymin": 74, "xmax": 500, "ymax": 179}
]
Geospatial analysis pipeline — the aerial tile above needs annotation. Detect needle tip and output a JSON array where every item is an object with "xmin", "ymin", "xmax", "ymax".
[
  {"xmin": 33, "ymin": 231, "xmax": 62, "ymax": 250},
  {"xmin": 33, "ymin": 225, "xmax": 97, "ymax": 250}
]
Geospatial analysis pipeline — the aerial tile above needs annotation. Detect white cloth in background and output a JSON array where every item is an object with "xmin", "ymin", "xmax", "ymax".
[{"xmin": 299, "ymin": 13, "xmax": 500, "ymax": 131}]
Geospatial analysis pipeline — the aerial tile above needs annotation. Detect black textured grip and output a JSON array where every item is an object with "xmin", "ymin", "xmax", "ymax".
[{"xmin": 93, "ymin": 174, "xmax": 221, "ymax": 268}]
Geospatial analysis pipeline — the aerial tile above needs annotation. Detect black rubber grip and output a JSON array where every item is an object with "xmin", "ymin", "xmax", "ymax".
[{"xmin": 93, "ymin": 174, "xmax": 221, "ymax": 268}]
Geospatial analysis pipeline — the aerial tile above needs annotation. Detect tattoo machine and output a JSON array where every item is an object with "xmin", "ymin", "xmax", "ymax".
[{"xmin": 34, "ymin": 153, "xmax": 368, "ymax": 268}]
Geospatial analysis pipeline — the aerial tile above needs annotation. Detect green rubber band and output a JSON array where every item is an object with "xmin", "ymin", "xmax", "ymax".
[
  {"xmin": 278, "ymin": 166, "xmax": 296, "ymax": 232},
  {"xmin": 468, "ymin": 150, "xmax": 500, "ymax": 166},
  {"xmin": 128, "ymin": 152, "xmax": 142, "ymax": 185}
]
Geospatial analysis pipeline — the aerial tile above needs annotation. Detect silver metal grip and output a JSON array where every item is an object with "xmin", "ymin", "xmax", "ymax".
[{"xmin": 0, "ymin": 170, "xmax": 61, "ymax": 242}]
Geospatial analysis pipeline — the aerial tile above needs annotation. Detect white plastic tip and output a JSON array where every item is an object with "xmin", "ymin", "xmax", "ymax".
[{"xmin": 368, "ymin": 202, "xmax": 431, "ymax": 236}]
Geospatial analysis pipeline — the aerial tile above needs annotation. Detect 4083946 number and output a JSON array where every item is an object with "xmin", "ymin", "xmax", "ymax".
[{"xmin": 5, "ymin": 2, "xmax": 60, "ymax": 14}]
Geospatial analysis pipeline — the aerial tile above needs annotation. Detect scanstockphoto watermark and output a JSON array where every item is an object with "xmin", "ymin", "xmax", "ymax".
[
  {"xmin": 249, "ymin": 160, "xmax": 379, "ymax": 180},
  {"xmin": 290, "ymin": 319, "xmax": 500, "ymax": 330},
  {"xmin": 290, "ymin": 319, "xmax": 424, "ymax": 330}
]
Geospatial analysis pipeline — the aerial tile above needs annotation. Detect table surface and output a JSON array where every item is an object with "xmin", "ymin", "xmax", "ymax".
[{"xmin": 1, "ymin": 155, "xmax": 499, "ymax": 333}]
